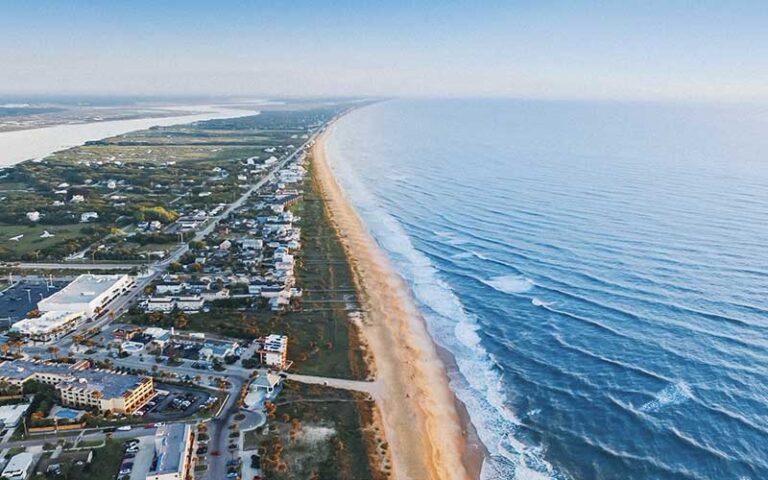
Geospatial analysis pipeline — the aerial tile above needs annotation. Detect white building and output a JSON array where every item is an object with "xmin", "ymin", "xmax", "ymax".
[
  {"xmin": 2, "ymin": 453, "xmax": 34, "ymax": 480},
  {"xmin": 146, "ymin": 424, "xmax": 194, "ymax": 480},
  {"xmin": 11, "ymin": 311, "xmax": 85, "ymax": 343},
  {"xmin": 176, "ymin": 296, "xmax": 204, "ymax": 312},
  {"xmin": 0, "ymin": 403, "xmax": 30, "ymax": 428},
  {"xmin": 258, "ymin": 334, "xmax": 288, "ymax": 370},
  {"xmin": 26, "ymin": 211, "xmax": 40, "ymax": 222},
  {"xmin": 144, "ymin": 296, "xmax": 204, "ymax": 314},
  {"xmin": 80, "ymin": 211, "xmax": 99, "ymax": 223},
  {"xmin": 145, "ymin": 297, "xmax": 176, "ymax": 313},
  {"xmin": 155, "ymin": 283, "xmax": 184, "ymax": 295},
  {"xmin": 38, "ymin": 274, "xmax": 133, "ymax": 316}
]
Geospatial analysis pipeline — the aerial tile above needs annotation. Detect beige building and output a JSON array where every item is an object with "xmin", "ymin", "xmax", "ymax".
[
  {"xmin": 56, "ymin": 373, "xmax": 154, "ymax": 414},
  {"xmin": 0, "ymin": 359, "xmax": 153, "ymax": 414}
]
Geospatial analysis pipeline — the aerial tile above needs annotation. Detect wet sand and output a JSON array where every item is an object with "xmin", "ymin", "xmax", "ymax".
[{"xmin": 312, "ymin": 128, "xmax": 477, "ymax": 480}]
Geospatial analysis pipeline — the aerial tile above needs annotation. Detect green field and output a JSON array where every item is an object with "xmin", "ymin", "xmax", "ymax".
[{"xmin": 0, "ymin": 223, "xmax": 98, "ymax": 259}]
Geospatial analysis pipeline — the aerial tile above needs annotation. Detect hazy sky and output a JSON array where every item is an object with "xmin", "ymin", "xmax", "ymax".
[{"xmin": 2, "ymin": 1, "xmax": 768, "ymax": 101}]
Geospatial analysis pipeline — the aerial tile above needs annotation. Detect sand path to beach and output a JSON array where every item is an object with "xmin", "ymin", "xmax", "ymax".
[{"xmin": 312, "ymin": 129, "xmax": 471, "ymax": 480}]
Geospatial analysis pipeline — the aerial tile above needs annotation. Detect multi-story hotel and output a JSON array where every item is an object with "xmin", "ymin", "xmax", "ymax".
[
  {"xmin": 56, "ymin": 371, "xmax": 154, "ymax": 414},
  {"xmin": 0, "ymin": 359, "xmax": 154, "ymax": 414}
]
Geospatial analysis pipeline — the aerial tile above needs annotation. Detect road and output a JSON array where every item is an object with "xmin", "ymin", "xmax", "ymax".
[{"xmin": 4, "ymin": 262, "xmax": 140, "ymax": 270}]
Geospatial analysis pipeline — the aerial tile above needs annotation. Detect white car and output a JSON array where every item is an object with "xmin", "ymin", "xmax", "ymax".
[{"xmin": 117, "ymin": 426, "xmax": 132, "ymax": 431}]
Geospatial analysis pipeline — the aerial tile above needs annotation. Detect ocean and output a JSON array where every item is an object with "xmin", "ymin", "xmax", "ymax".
[{"xmin": 325, "ymin": 99, "xmax": 768, "ymax": 480}]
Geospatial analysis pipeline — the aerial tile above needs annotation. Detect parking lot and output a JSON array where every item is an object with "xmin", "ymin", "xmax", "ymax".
[
  {"xmin": 0, "ymin": 280, "xmax": 63, "ymax": 325},
  {"xmin": 138, "ymin": 383, "xmax": 216, "ymax": 421}
]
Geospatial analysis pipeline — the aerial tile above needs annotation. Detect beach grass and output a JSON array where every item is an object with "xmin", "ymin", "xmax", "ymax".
[{"xmin": 258, "ymin": 381, "xmax": 382, "ymax": 480}]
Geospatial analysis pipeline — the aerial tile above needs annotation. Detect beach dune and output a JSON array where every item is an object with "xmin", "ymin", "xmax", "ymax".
[{"xmin": 312, "ymin": 129, "xmax": 472, "ymax": 480}]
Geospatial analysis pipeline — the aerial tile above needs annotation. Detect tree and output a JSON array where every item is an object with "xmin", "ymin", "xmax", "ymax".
[{"xmin": 47, "ymin": 346, "xmax": 60, "ymax": 359}]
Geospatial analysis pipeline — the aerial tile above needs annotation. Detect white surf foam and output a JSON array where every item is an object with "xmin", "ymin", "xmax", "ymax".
[
  {"xmin": 326, "ymin": 125, "xmax": 565, "ymax": 480},
  {"xmin": 532, "ymin": 297, "xmax": 554, "ymax": 307},
  {"xmin": 485, "ymin": 275, "xmax": 535, "ymax": 294},
  {"xmin": 640, "ymin": 382, "xmax": 693, "ymax": 413}
]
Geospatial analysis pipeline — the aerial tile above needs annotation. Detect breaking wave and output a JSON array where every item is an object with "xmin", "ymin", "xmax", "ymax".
[
  {"xmin": 639, "ymin": 382, "xmax": 693, "ymax": 413},
  {"xmin": 485, "ymin": 275, "xmax": 535, "ymax": 294}
]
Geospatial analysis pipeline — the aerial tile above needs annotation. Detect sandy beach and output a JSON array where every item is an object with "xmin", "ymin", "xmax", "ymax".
[{"xmin": 312, "ymin": 128, "xmax": 475, "ymax": 480}]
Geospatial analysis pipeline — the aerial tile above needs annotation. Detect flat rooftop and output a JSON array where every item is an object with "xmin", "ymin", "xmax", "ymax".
[
  {"xmin": 40, "ymin": 274, "xmax": 127, "ymax": 305},
  {"xmin": 58, "ymin": 370, "xmax": 149, "ymax": 398},
  {"xmin": 12, "ymin": 311, "xmax": 82, "ymax": 334},
  {"xmin": 150, "ymin": 424, "xmax": 189, "ymax": 475},
  {"xmin": 0, "ymin": 359, "xmax": 73, "ymax": 380}
]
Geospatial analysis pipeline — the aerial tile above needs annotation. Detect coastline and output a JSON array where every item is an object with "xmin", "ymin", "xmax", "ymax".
[{"xmin": 312, "ymin": 125, "xmax": 480, "ymax": 480}]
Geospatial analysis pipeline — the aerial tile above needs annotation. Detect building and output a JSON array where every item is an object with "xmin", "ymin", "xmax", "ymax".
[
  {"xmin": 0, "ymin": 359, "xmax": 153, "ymax": 414},
  {"xmin": 144, "ymin": 296, "xmax": 204, "ymax": 314},
  {"xmin": 175, "ymin": 296, "xmax": 204, "ymax": 313},
  {"xmin": 2, "ymin": 452, "xmax": 34, "ymax": 480},
  {"xmin": 0, "ymin": 359, "xmax": 83, "ymax": 387},
  {"xmin": 0, "ymin": 403, "xmax": 30, "ymax": 428},
  {"xmin": 146, "ymin": 424, "xmax": 195, "ymax": 480},
  {"xmin": 155, "ymin": 283, "xmax": 184, "ymax": 295},
  {"xmin": 253, "ymin": 372, "xmax": 282, "ymax": 395},
  {"xmin": 56, "ymin": 371, "xmax": 154, "ymax": 414},
  {"xmin": 258, "ymin": 334, "xmax": 288, "ymax": 370},
  {"xmin": 38, "ymin": 274, "xmax": 133, "ymax": 316},
  {"xmin": 145, "ymin": 297, "xmax": 176, "ymax": 313},
  {"xmin": 10, "ymin": 311, "xmax": 85, "ymax": 343},
  {"xmin": 80, "ymin": 212, "xmax": 99, "ymax": 223}
]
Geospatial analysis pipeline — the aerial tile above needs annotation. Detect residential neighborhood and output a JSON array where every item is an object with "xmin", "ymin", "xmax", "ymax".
[{"xmin": 0, "ymin": 103, "xmax": 379, "ymax": 480}]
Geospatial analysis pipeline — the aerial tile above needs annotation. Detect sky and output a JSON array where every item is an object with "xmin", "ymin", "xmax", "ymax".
[{"xmin": 2, "ymin": 0, "xmax": 768, "ymax": 101}]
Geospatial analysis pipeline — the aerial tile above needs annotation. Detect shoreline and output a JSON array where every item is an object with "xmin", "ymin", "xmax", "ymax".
[{"xmin": 312, "ymin": 125, "xmax": 481, "ymax": 480}]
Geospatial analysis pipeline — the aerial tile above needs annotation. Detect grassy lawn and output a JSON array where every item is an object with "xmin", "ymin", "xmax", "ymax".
[
  {"xmin": 258, "ymin": 381, "xmax": 385, "ymax": 480},
  {"xmin": 77, "ymin": 438, "xmax": 130, "ymax": 480},
  {"xmin": 0, "ymin": 223, "xmax": 94, "ymax": 258},
  {"xmin": 30, "ymin": 438, "xmax": 130, "ymax": 480}
]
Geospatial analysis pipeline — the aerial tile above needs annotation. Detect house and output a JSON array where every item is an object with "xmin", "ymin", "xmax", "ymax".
[
  {"xmin": 26, "ymin": 211, "xmax": 40, "ymax": 222},
  {"xmin": 155, "ymin": 283, "xmax": 185, "ymax": 295},
  {"xmin": 145, "ymin": 297, "xmax": 176, "ymax": 313},
  {"xmin": 239, "ymin": 238, "xmax": 263, "ymax": 251},
  {"xmin": 71, "ymin": 195, "xmax": 85, "ymax": 203},
  {"xmin": 2, "ymin": 452, "xmax": 34, "ymax": 480},
  {"xmin": 80, "ymin": 211, "xmax": 99, "ymax": 223},
  {"xmin": 176, "ymin": 296, "xmax": 204, "ymax": 312}
]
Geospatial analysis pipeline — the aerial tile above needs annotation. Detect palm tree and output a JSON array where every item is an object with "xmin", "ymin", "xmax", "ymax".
[{"xmin": 47, "ymin": 346, "xmax": 60, "ymax": 359}]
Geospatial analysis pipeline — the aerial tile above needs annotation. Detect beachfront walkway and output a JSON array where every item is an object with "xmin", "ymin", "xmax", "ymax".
[{"xmin": 285, "ymin": 373, "xmax": 381, "ymax": 399}]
